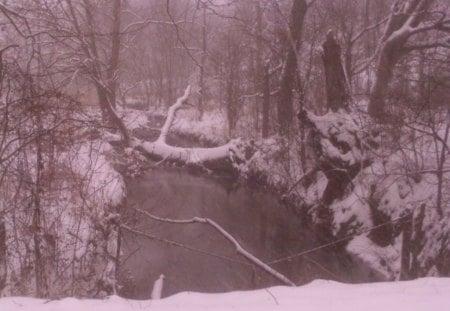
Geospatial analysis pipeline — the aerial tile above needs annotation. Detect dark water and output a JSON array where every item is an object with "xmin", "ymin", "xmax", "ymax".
[{"xmin": 119, "ymin": 168, "xmax": 376, "ymax": 299}]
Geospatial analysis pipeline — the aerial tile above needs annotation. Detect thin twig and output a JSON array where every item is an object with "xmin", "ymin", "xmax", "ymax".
[
  {"xmin": 264, "ymin": 288, "xmax": 280, "ymax": 305},
  {"xmin": 268, "ymin": 215, "xmax": 410, "ymax": 265}
]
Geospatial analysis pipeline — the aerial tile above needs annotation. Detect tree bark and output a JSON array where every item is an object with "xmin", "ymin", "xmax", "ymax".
[
  {"xmin": 0, "ymin": 220, "xmax": 6, "ymax": 293},
  {"xmin": 254, "ymin": 2, "xmax": 271, "ymax": 139},
  {"xmin": 400, "ymin": 213, "xmax": 413, "ymax": 280},
  {"xmin": 225, "ymin": 37, "xmax": 239, "ymax": 137},
  {"xmin": 198, "ymin": 3, "xmax": 207, "ymax": 121},
  {"xmin": 95, "ymin": 83, "xmax": 131, "ymax": 146},
  {"xmin": 33, "ymin": 114, "xmax": 48, "ymax": 298},
  {"xmin": 278, "ymin": 0, "xmax": 307, "ymax": 136},
  {"xmin": 106, "ymin": 0, "xmax": 122, "ymax": 110},
  {"xmin": 368, "ymin": 39, "xmax": 405, "ymax": 118},
  {"xmin": 322, "ymin": 31, "xmax": 349, "ymax": 111},
  {"xmin": 262, "ymin": 64, "xmax": 271, "ymax": 138}
]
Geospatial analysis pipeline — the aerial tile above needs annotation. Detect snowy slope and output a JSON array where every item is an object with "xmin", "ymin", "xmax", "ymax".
[{"xmin": 1, "ymin": 278, "xmax": 449, "ymax": 311}]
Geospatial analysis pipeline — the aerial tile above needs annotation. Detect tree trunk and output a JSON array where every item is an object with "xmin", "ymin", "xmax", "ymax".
[
  {"xmin": 0, "ymin": 220, "xmax": 6, "ymax": 293},
  {"xmin": 96, "ymin": 83, "xmax": 131, "ymax": 145},
  {"xmin": 368, "ymin": 41, "xmax": 404, "ymax": 118},
  {"xmin": 106, "ymin": 0, "xmax": 122, "ymax": 109},
  {"xmin": 400, "ymin": 213, "xmax": 413, "ymax": 280},
  {"xmin": 198, "ymin": 3, "xmax": 207, "ymax": 121},
  {"xmin": 322, "ymin": 31, "xmax": 349, "ymax": 111},
  {"xmin": 278, "ymin": 0, "xmax": 307, "ymax": 136},
  {"xmin": 226, "ymin": 75, "xmax": 237, "ymax": 136},
  {"xmin": 367, "ymin": 0, "xmax": 435, "ymax": 118},
  {"xmin": 254, "ymin": 1, "xmax": 264, "ymax": 135},
  {"xmin": 225, "ymin": 37, "xmax": 240, "ymax": 137},
  {"xmin": 262, "ymin": 64, "xmax": 270, "ymax": 138},
  {"xmin": 33, "ymin": 115, "xmax": 48, "ymax": 298}
]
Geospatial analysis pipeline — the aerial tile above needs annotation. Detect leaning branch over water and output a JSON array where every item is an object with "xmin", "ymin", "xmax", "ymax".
[{"xmin": 130, "ymin": 207, "xmax": 296, "ymax": 287}]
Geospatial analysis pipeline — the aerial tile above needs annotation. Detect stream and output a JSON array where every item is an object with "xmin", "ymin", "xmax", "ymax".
[{"xmin": 119, "ymin": 168, "xmax": 377, "ymax": 299}]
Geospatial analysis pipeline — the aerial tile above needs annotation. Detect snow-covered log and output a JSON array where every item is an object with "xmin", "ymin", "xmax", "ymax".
[{"xmin": 133, "ymin": 86, "xmax": 248, "ymax": 166}]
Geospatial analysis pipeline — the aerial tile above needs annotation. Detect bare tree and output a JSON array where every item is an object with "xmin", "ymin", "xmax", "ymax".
[{"xmin": 367, "ymin": 0, "xmax": 450, "ymax": 118}]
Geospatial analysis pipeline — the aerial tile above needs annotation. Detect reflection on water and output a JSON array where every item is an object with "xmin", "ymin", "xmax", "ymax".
[{"xmin": 120, "ymin": 168, "xmax": 376, "ymax": 299}]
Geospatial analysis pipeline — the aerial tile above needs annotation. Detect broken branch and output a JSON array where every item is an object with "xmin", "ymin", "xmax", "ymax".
[{"xmin": 133, "ymin": 208, "xmax": 296, "ymax": 286}]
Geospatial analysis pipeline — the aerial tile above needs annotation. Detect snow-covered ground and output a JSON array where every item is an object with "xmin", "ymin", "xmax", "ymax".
[{"xmin": 1, "ymin": 278, "xmax": 449, "ymax": 311}]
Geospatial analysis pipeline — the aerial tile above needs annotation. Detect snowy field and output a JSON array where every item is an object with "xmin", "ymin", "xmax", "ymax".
[{"xmin": 1, "ymin": 278, "xmax": 449, "ymax": 311}]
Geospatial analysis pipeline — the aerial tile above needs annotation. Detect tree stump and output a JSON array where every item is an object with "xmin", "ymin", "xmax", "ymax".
[{"xmin": 322, "ymin": 31, "xmax": 349, "ymax": 112}]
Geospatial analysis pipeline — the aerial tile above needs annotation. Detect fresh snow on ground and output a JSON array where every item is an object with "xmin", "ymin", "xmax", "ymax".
[
  {"xmin": 1, "ymin": 278, "xmax": 449, "ymax": 311},
  {"xmin": 171, "ymin": 109, "xmax": 228, "ymax": 144}
]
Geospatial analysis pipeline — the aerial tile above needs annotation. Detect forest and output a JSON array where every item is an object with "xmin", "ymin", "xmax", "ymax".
[{"xmin": 0, "ymin": 0, "xmax": 449, "ymax": 304}]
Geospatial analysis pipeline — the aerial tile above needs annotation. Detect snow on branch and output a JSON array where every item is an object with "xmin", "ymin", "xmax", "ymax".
[
  {"xmin": 157, "ymin": 85, "xmax": 191, "ymax": 143},
  {"xmin": 133, "ymin": 85, "xmax": 247, "ymax": 166},
  {"xmin": 132, "ymin": 207, "xmax": 296, "ymax": 287}
]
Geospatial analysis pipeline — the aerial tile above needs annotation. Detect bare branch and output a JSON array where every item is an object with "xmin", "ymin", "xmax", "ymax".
[
  {"xmin": 351, "ymin": 17, "xmax": 389, "ymax": 45},
  {"xmin": 166, "ymin": 0, "xmax": 201, "ymax": 68},
  {"xmin": 404, "ymin": 41, "xmax": 450, "ymax": 52},
  {"xmin": 121, "ymin": 19, "xmax": 187, "ymax": 34},
  {"xmin": 158, "ymin": 85, "xmax": 191, "ymax": 143},
  {"xmin": 133, "ymin": 208, "xmax": 296, "ymax": 286}
]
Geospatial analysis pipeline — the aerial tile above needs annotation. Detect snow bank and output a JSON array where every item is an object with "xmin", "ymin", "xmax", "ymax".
[
  {"xmin": 170, "ymin": 109, "xmax": 228, "ymax": 144},
  {"xmin": 1, "ymin": 278, "xmax": 449, "ymax": 311},
  {"xmin": 1, "ymin": 134, "xmax": 125, "ymax": 296},
  {"xmin": 242, "ymin": 136, "xmax": 305, "ymax": 190},
  {"xmin": 74, "ymin": 139, "xmax": 126, "ymax": 206},
  {"xmin": 119, "ymin": 108, "xmax": 151, "ymax": 131}
]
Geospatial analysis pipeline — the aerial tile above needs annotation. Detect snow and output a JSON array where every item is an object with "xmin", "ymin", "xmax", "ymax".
[
  {"xmin": 1, "ymin": 278, "xmax": 449, "ymax": 310},
  {"xmin": 242, "ymin": 136, "xmax": 306, "ymax": 190},
  {"xmin": 119, "ymin": 108, "xmax": 151, "ymax": 131},
  {"xmin": 139, "ymin": 138, "xmax": 240, "ymax": 164},
  {"xmin": 119, "ymin": 99, "xmax": 449, "ymax": 282},
  {"xmin": 171, "ymin": 109, "xmax": 228, "ymax": 144},
  {"xmin": 150, "ymin": 275, "xmax": 165, "ymax": 300},
  {"xmin": 347, "ymin": 234, "xmax": 402, "ymax": 279},
  {"xmin": 1, "ymin": 134, "xmax": 126, "ymax": 296},
  {"xmin": 73, "ymin": 139, "xmax": 125, "ymax": 206}
]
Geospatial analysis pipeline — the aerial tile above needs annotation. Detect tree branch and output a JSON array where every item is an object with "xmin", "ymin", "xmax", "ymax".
[
  {"xmin": 133, "ymin": 85, "xmax": 246, "ymax": 165},
  {"xmin": 404, "ymin": 41, "xmax": 450, "ymax": 52},
  {"xmin": 351, "ymin": 17, "xmax": 389, "ymax": 45},
  {"xmin": 158, "ymin": 85, "xmax": 191, "ymax": 143},
  {"xmin": 133, "ymin": 208, "xmax": 296, "ymax": 286}
]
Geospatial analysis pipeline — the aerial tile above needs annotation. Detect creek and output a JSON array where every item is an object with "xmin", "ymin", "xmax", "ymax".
[{"xmin": 119, "ymin": 168, "xmax": 377, "ymax": 299}]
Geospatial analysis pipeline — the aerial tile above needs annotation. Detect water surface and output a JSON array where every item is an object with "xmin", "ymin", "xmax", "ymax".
[{"xmin": 120, "ymin": 168, "xmax": 375, "ymax": 299}]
